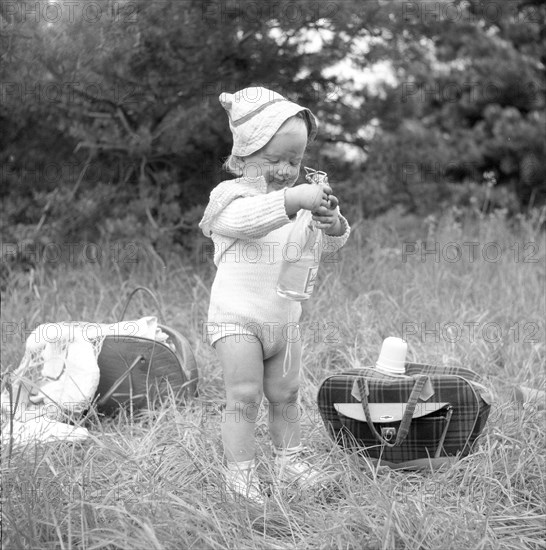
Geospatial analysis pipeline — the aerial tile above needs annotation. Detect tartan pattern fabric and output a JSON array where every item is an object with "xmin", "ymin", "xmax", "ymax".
[{"xmin": 317, "ymin": 363, "xmax": 491, "ymax": 463}]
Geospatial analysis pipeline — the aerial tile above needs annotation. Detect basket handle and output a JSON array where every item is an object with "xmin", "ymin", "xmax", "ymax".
[
  {"xmin": 119, "ymin": 286, "xmax": 165, "ymax": 323},
  {"xmin": 356, "ymin": 375, "xmax": 430, "ymax": 447},
  {"xmin": 158, "ymin": 324, "xmax": 198, "ymax": 397}
]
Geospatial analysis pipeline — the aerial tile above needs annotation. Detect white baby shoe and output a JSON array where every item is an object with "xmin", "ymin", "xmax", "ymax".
[
  {"xmin": 224, "ymin": 460, "xmax": 270, "ymax": 505},
  {"xmin": 273, "ymin": 444, "xmax": 340, "ymax": 491}
]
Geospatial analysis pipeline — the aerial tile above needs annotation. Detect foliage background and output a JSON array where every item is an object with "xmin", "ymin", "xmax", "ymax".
[{"xmin": 1, "ymin": 0, "xmax": 545, "ymax": 268}]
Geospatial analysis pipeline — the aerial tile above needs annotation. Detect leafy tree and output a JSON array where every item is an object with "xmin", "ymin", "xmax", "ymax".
[
  {"xmin": 0, "ymin": 0, "xmax": 544, "ymax": 269},
  {"xmin": 318, "ymin": 0, "xmax": 545, "ymax": 214}
]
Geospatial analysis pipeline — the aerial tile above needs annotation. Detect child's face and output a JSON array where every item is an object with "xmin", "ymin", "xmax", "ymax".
[{"xmin": 241, "ymin": 121, "xmax": 307, "ymax": 192}]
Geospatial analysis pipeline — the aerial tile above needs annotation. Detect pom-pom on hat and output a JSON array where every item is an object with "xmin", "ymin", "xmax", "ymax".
[{"xmin": 219, "ymin": 87, "xmax": 318, "ymax": 157}]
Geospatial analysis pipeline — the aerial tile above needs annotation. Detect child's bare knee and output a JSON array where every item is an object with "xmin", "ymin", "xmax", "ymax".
[
  {"xmin": 227, "ymin": 382, "xmax": 263, "ymax": 405},
  {"xmin": 265, "ymin": 384, "xmax": 299, "ymax": 405}
]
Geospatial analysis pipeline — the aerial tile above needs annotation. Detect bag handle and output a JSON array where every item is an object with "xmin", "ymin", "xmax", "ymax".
[
  {"xmin": 119, "ymin": 286, "xmax": 165, "ymax": 323},
  {"xmin": 356, "ymin": 375, "xmax": 429, "ymax": 447}
]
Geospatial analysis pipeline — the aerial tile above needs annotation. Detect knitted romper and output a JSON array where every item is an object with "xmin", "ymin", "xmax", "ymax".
[{"xmin": 200, "ymin": 177, "xmax": 350, "ymax": 360}]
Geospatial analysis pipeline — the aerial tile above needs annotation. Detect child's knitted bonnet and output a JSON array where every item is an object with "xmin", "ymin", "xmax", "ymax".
[{"xmin": 219, "ymin": 87, "xmax": 318, "ymax": 157}]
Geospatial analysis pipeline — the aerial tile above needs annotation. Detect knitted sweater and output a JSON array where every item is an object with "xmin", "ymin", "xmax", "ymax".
[
  {"xmin": 199, "ymin": 176, "xmax": 351, "ymax": 335},
  {"xmin": 199, "ymin": 176, "xmax": 350, "ymax": 265}
]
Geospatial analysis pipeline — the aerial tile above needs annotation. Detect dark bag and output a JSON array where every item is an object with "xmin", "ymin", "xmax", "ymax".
[
  {"xmin": 94, "ymin": 287, "xmax": 198, "ymax": 414},
  {"xmin": 317, "ymin": 363, "xmax": 493, "ymax": 468},
  {"xmin": 96, "ymin": 325, "xmax": 198, "ymax": 414}
]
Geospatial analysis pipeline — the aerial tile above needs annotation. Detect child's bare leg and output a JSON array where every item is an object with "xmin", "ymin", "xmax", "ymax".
[
  {"xmin": 263, "ymin": 339, "xmax": 302, "ymax": 449},
  {"xmin": 264, "ymin": 339, "xmax": 336, "ymax": 489},
  {"xmin": 214, "ymin": 336, "xmax": 264, "ymax": 463}
]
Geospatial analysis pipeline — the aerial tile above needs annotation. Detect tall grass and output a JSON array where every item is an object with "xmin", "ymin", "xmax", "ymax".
[{"xmin": 1, "ymin": 206, "xmax": 545, "ymax": 549}]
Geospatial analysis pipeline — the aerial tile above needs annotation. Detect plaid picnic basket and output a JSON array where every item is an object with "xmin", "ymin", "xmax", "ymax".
[{"xmin": 317, "ymin": 363, "xmax": 493, "ymax": 467}]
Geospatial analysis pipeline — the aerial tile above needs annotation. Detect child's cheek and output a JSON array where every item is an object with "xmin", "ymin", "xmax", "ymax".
[
  {"xmin": 290, "ymin": 166, "xmax": 301, "ymax": 183},
  {"xmin": 243, "ymin": 164, "xmax": 259, "ymax": 179}
]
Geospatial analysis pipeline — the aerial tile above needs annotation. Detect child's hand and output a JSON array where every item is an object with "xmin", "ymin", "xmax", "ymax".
[
  {"xmin": 312, "ymin": 194, "xmax": 344, "ymax": 235},
  {"xmin": 293, "ymin": 183, "xmax": 333, "ymax": 211}
]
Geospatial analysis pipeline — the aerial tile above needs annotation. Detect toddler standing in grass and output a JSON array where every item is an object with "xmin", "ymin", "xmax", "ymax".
[{"xmin": 199, "ymin": 87, "xmax": 350, "ymax": 503}]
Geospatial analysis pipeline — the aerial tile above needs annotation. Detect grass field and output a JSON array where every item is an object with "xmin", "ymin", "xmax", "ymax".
[{"xmin": 1, "ymin": 206, "xmax": 545, "ymax": 549}]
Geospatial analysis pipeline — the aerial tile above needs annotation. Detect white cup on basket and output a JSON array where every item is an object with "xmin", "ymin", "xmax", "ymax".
[{"xmin": 375, "ymin": 337, "xmax": 407, "ymax": 374}]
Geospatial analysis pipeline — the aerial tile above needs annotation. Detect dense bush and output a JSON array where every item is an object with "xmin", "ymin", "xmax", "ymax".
[{"xmin": 1, "ymin": 0, "xmax": 544, "ymax": 267}]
